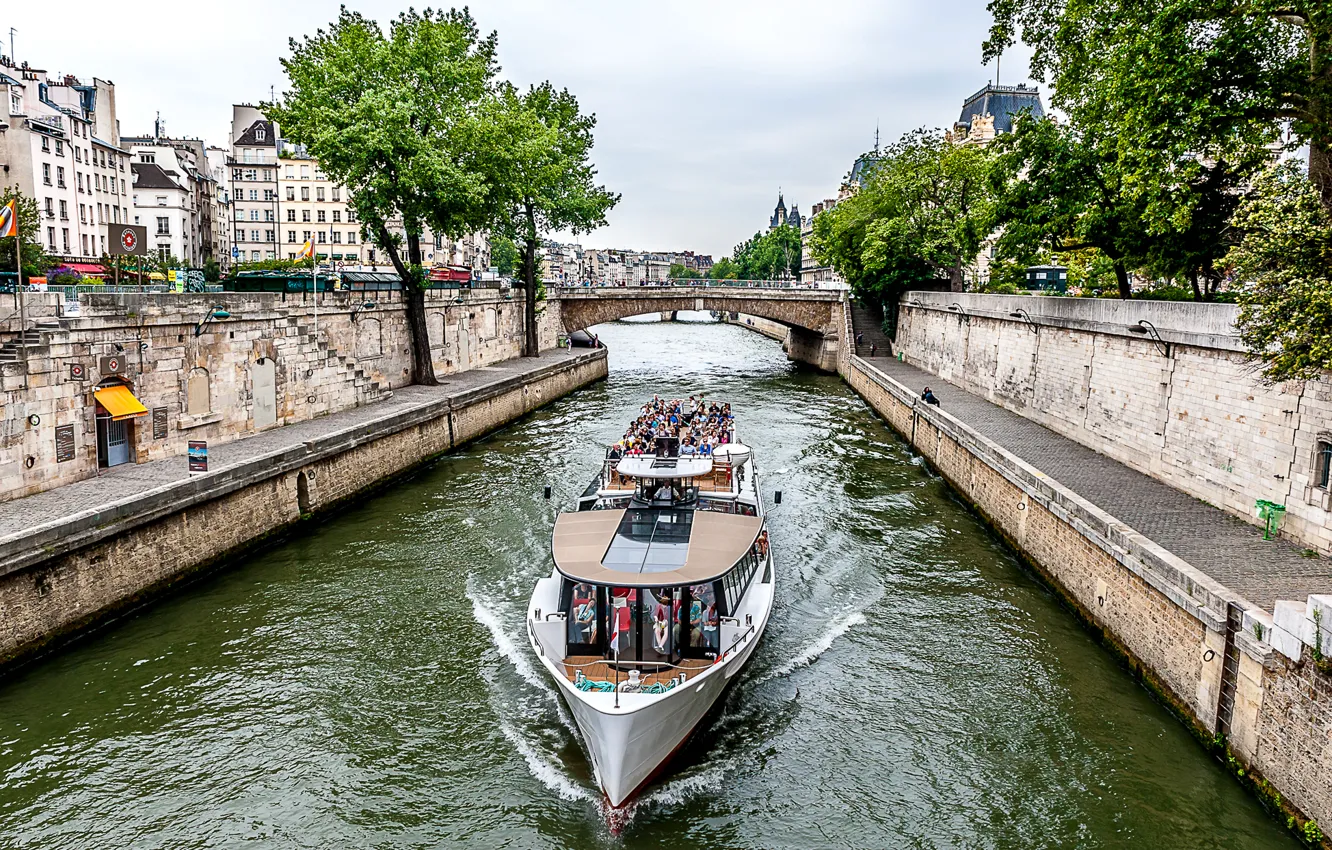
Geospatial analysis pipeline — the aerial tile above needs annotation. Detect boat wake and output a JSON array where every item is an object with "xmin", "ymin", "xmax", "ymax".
[
  {"xmin": 496, "ymin": 717, "xmax": 594, "ymax": 803},
  {"xmin": 761, "ymin": 610, "xmax": 865, "ymax": 682}
]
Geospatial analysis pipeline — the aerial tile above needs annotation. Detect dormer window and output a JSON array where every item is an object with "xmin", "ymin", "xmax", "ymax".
[{"xmin": 256, "ymin": 128, "xmax": 266, "ymax": 142}]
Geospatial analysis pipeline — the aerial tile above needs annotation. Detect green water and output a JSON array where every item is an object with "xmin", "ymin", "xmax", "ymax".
[{"xmin": 0, "ymin": 317, "xmax": 1297, "ymax": 849}]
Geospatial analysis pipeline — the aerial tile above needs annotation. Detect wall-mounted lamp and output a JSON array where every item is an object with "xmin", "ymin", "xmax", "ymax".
[
  {"xmin": 948, "ymin": 302, "xmax": 970, "ymax": 323},
  {"xmin": 908, "ymin": 298, "xmax": 924, "ymax": 307},
  {"xmin": 194, "ymin": 305, "xmax": 232, "ymax": 337},
  {"xmin": 1127, "ymin": 319, "xmax": 1169, "ymax": 357},
  {"xmin": 1009, "ymin": 308, "xmax": 1039, "ymax": 333},
  {"xmin": 350, "ymin": 300, "xmax": 377, "ymax": 322}
]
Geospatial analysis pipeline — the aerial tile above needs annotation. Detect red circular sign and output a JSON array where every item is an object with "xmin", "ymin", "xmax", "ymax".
[
  {"xmin": 120, "ymin": 228, "xmax": 138, "ymax": 252},
  {"xmin": 106, "ymin": 357, "xmax": 120, "ymax": 372}
]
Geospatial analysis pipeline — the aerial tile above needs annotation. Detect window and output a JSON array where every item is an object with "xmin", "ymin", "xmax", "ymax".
[
  {"xmin": 288, "ymin": 231, "xmax": 297, "ymax": 243},
  {"xmin": 235, "ymin": 228, "xmax": 245, "ymax": 243},
  {"xmin": 348, "ymin": 209, "xmax": 357, "ymax": 223},
  {"xmin": 44, "ymin": 197, "xmax": 54, "ymax": 215},
  {"xmin": 251, "ymin": 250, "xmax": 261, "ymax": 261},
  {"xmin": 75, "ymin": 146, "xmax": 82, "ymax": 162},
  {"xmin": 317, "ymin": 231, "xmax": 326, "ymax": 243},
  {"xmin": 55, "ymin": 140, "xmax": 64, "ymax": 156},
  {"xmin": 57, "ymin": 167, "xmax": 65, "ymax": 187},
  {"xmin": 250, "ymin": 210, "xmax": 259, "ymax": 221},
  {"xmin": 302, "ymin": 210, "xmax": 310, "ymax": 223},
  {"xmin": 285, "ymin": 187, "xmax": 295, "ymax": 201},
  {"xmin": 235, "ymin": 208, "xmax": 245, "ymax": 220},
  {"xmin": 244, "ymin": 168, "xmax": 257, "ymax": 181},
  {"xmin": 250, "ymin": 229, "xmax": 260, "ymax": 242},
  {"xmin": 61, "ymin": 228, "xmax": 70, "ymax": 253},
  {"xmin": 331, "ymin": 231, "xmax": 341, "ymax": 244},
  {"xmin": 264, "ymin": 189, "xmax": 276, "ymax": 201},
  {"xmin": 47, "ymin": 227, "xmax": 56, "ymax": 250},
  {"xmin": 233, "ymin": 168, "xmax": 243, "ymax": 181},
  {"xmin": 300, "ymin": 165, "xmax": 310, "ymax": 179},
  {"xmin": 264, "ymin": 229, "xmax": 274, "ymax": 242},
  {"xmin": 347, "ymin": 231, "xmax": 357, "ymax": 244},
  {"xmin": 332, "ymin": 210, "xmax": 341, "ymax": 223},
  {"xmin": 248, "ymin": 189, "xmax": 258, "ymax": 201},
  {"xmin": 41, "ymin": 136, "xmax": 50, "ymax": 152},
  {"xmin": 265, "ymin": 210, "xmax": 274, "ymax": 222},
  {"xmin": 317, "ymin": 210, "xmax": 326, "ymax": 223},
  {"xmin": 139, "ymin": 152, "xmax": 155, "ymax": 163},
  {"xmin": 59, "ymin": 200, "xmax": 67, "ymax": 220},
  {"xmin": 82, "ymin": 234, "xmax": 89, "ymax": 254},
  {"xmin": 287, "ymin": 209, "xmax": 296, "ymax": 222},
  {"xmin": 316, "ymin": 187, "xmax": 325, "ymax": 202},
  {"xmin": 79, "ymin": 204, "xmax": 86, "ymax": 223},
  {"xmin": 1318, "ymin": 440, "xmax": 1332, "ymax": 490},
  {"xmin": 157, "ymin": 196, "xmax": 167, "ymax": 207},
  {"xmin": 42, "ymin": 163, "xmax": 52, "ymax": 185},
  {"xmin": 302, "ymin": 230, "xmax": 311, "ymax": 242},
  {"xmin": 332, "ymin": 188, "xmax": 341, "ymax": 202},
  {"xmin": 157, "ymin": 216, "xmax": 169, "ymax": 235},
  {"xmin": 256, "ymin": 128, "xmax": 266, "ymax": 142},
  {"xmin": 301, "ymin": 187, "xmax": 310, "ymax": 201},
  {"xmin": 285, "ymin": 165, "xmax": 294, "ymax": 179}
]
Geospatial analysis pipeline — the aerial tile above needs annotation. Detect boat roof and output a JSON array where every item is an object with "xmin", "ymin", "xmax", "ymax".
[
  {"xmin": 613, "ymin": 456, "xmax": 714, "ymax": 480},
  {"xmin": 552, "ymin": 508, "xmax": 763, "ymax": 586}
]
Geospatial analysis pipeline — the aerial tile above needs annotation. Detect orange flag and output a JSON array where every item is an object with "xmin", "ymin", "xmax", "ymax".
[{"xmin": 0, "ymin": 200, "xmax": 16, "ymax": 238}]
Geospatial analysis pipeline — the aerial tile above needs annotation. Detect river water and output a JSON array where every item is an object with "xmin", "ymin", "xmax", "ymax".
[{"xmin": 0, "ymin": 317, "xmax": 1297, "ymax": 849}]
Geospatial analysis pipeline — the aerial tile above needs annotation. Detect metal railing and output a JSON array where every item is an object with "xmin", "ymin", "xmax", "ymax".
[{"xmin": 554, "ymin": 279, "xmax": 848, "ymax": 291}]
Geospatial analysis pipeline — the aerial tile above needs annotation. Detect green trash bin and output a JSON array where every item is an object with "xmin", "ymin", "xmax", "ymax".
[{"xmin": 1256, "ymin": 499, "xmax": 1287, "ymax": 540}]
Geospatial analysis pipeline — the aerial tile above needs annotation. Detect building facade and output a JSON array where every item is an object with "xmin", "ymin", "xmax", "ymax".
[
  {"xmin": 227, "ymin": 104, "xmax": 279, "ymax": 264},
  {"xmin": 0, "ymin": 58, "xmax": 131, "ymax": 268},
  {"xmin": 277, "ymin": 152, "xmax": 363, "ymax": 264}
]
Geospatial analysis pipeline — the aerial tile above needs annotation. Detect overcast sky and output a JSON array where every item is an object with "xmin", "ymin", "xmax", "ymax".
[{"xmin": 3, "ymin": 1, "xmax": 1034, "ymax": 258}]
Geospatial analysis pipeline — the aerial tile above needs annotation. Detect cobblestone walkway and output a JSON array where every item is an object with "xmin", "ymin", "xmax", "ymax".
[
  {"xmin": 864, "ymin": 355, "xmax": 1332, "ymax": 611},
  {"xmin": 0, "ymin": 349, "xmax": 588, "ymax": 539}
]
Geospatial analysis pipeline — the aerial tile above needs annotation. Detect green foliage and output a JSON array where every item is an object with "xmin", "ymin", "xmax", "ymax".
[
  {"xmin": 708, "ymin": 257, "xmax": 740, "ymax": 280},
  {"xmin": 231, "ymin": 257, "xmax": 315, "ymax": 273},
  {"xmin": 203, "ymin": 258, "xmax": 222, "ymax": 283},
  {"xmin": 810, "ymin": 128, "xmax": 994, "ymax": 303},
  {"xmin": 1230, "ymin": 164, "xmax": 1332, "ymax": 382},
  {"xmin": 267, "ymin": 7, "xmax": 503, "ymax": 383},
  {"xmin": 0, "ymin": 187, "xmax": 49, "ymax": 283},
  {"xmin": 1303, "ymin": 819, "xmax": 1323, "ymax": 846},
  {"xmin": 668, "ymin": 263, "xmax": 702, "ymax": 279},
  {"xmin": 985, "ymin": 0, "xmax": 1330, "ymax": 212},
  {"xmin": 484, "ymin": 80, "xmax": 619, "ymax": 355},
  {"xmin": 490, "ymin": 236, "xmax": 519, "ymax": 276},
  {"xmin": 731, "ymin": 225, "xmax": 801, "ymax": 280}
]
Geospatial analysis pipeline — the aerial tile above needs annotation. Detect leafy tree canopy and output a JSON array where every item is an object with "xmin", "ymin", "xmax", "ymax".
[
  {"xmin": 731, "ymin": 225, "xmax": 801, "ymax": 281},
  {"xmin": 0, "ymin": 187, "xmax": 48, "ymax": 284},
  {"xmin": 668, "ymin": 263, "xmax": 702, "ymax": 279},
  {"xmin": 1230, "ymin": 163, "xmax": 1332, "ymax": 381}
]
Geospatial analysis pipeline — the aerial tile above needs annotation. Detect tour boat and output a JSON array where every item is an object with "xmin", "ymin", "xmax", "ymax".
[{"xmin": 526, "ymin": 404, "xmax": 775, "ymax": 808}]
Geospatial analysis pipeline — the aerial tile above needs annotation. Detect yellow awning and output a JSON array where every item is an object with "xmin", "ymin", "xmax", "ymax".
[{"xmin": 94, "ymin": 385, "xmax": 149, "ymax": 420}]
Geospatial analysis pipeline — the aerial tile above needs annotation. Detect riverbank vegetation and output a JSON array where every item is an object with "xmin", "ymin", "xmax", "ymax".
[
  {"xmin": 809, "ymin": 0, "xmax": 1330, "ymax": 380},
  {"xmin": 265, "ymin": 8, "xmax": 617, "ymax": 379}
]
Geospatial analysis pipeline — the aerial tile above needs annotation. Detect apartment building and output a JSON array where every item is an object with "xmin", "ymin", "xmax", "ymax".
[
  {"xmin": 0, "ymin": 57, "xmax": 131, "ymax": 266},
  {"xmin": 227, "ymin": 104, "xmax": 279, "ymax": 263},
  {"xmin": 123, "ymin": 128, "xmax": 228, "ymax": 268},
  {"xmin": 277, "ymin": 152, "xmax": 363, "ymax": 263}
]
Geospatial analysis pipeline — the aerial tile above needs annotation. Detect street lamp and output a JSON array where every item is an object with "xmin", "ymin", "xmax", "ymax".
[
  {"xmin": 1128, "ymin": 319, "xmax": 1169, "ymax": 357},
  {"xmin": 351, "ymin": 300, "xmax": 377, "ymax": 322},
  {"xmin": 1009, "ymin": 308, "xmax": 1039, "ymax": 333},
  {"xmin": 948, "ymin": 302, "xmax": 970, "ymax": 323},
  {"xmin": 194, "ymin": 304, "xmax": 231, "ymax": 336}
]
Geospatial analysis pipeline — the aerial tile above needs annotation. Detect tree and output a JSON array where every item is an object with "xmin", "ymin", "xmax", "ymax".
[
  {"xmin": 989, "ymin": 117, "xmax": 1148, "ymax": 298},
  {"xmin": 708, "ymin": 257, "xmax": 740, "ymax": 280},
  {"xmin": 267, "ymin": 8, "xmax": 500, "ymax": 385},
  {"xmin": 812, "ymin": 128, "xmax": 994, "ymax": 297},
  {"xmin": 491, "ymin": 235, "xmax": 519, "ymax": 277},
  {"xmin": 985, "ymin": 0, "xmax": 1332, "ymax": 214},
  {"xmin": 731, "ymin": 225, "xmax": 801, "ymax": 280},
  {"xmin": 485, "ymin": 81, "xmax": 618, "ymax": 356},
  {"xmin": 1229, "ymin": 163, "xmax": 1332, "ymax": 381},
  {"xmin": 668, "ymin": 263, "xmax": 701, "ymax": 280},
  {"xmin": 0, "ymin": 187, "xmax": 47, "ymax": 286}
]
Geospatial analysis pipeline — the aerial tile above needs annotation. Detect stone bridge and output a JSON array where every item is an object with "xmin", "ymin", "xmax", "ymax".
[{"xmin": 553, "ymin": 286, "xmax": 846, "ymax": 371}]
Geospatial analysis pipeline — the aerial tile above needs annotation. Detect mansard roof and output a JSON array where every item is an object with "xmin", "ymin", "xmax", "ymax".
[
  {"xmin": 131, "ymin": 162, "xmax": 185, "ymax": 191},
  {"xmin": 955, "ymin": 83, "xmax": 1045, "ymax": 135},
  {"xmin": 235, "ymin": 118, "xmax": 276, "ymax": 147}
]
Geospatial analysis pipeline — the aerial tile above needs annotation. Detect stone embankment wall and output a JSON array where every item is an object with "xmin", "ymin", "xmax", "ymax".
[
  {"xmin": 836, "ymin": 307, "xmax": 1332, "ymax": 843},
  {"xmin": 894, "ymin": 292, "xmax": 1332, "ymax": 555},
  {"xmin": 0, "ymin": 349, "xmax": 606, "ymax": 669},
  {"xmin": 0, "ymin": 289, "xmax": 560, "ymax": 502},
  {"xmin": 724, "ymin": 313, "xmax": 788, "ymax": 342}
]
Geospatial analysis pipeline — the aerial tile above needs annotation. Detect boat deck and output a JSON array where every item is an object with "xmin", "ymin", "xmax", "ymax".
[{"xmin": 562, "ymin": 656, "xmax": 712, "ymax": 688}]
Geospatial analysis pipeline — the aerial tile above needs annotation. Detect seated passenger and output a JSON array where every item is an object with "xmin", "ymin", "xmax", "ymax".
[{"xmin": 570, "ymin": 583, "xmax": 597, "ymax": 644}]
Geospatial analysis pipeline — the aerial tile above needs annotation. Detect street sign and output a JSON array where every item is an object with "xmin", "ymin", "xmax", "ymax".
[
  {"xmin": 232, "ymin": 246, "xmax": 240, "ymax": 258},
  {"xmin": 98, "ymin": 355, "xmax": 126, "ymax": 376},
  {"xmin": 68, "ymin": 363, "xmax": 86, "ymax": 381},
  {"xmin": 108, "ymin": 225, "xmax": 148, "ymax": 257}
]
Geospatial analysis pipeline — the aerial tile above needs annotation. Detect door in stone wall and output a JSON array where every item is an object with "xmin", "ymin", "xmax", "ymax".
[{"xmin": 252, "ymin": 358, "xmax": 278, "ymax": 430}]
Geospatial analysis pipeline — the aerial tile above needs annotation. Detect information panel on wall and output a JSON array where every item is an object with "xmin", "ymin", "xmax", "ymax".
[{"xmin": 54, "ymin": 425, "xmax": 76, "ymax": 463}]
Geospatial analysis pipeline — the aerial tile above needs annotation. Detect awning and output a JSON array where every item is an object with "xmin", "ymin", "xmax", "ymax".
[
  {"xmin": 94, "ymin": 385, "xmax": 149, "ymax": 420},
  {"xmin": 63, "ymin": 262, "xmax": 107, "ymax": 276}
]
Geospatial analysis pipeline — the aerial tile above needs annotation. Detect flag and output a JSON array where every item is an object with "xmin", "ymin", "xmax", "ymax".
[
  {"xmin": 296, "ymin": 239, "xmax": 314, "ymax": 260},
  {"xmin": 609, "ymin": 604, "xmax": 631, "ymax": 654},
  {"xmin": 0, "ymin": 201, "xmax": 16, "ymax": 238}
]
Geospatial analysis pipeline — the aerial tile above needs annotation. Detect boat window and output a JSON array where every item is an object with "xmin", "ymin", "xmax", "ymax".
[
  {"xmin": 601, "ymin": 509, "xmax": 694, "ymax": 574},
  {"xmin": 607, "ymin": 587, "xmax": 639, "ymax": 660},
  {"xmin": 682, "ymin": 583, "xmax": 720, "ymax": 655},
  {"xmin": 566, "ymin": 581, "xmax": 601, "ymax": 651},
  {"xmin": 643, "ymin": 587, "xmax": 676, "ymax": 663}
]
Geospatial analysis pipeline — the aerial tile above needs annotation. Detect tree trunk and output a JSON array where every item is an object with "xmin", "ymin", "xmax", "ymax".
[
  {"xmin": 380, "ymin": 225, "xmax": 438, "ymax": 386},
  {"xmin": 1188, "ymin": 271, "xmax": 1203, "ymax": 302},
  {"xmin": 1113, "ymin": 261, "xmax": 1132, "ymax": 299},
  {"xmin": 1310, "ymin": 139, "xmax": 1332, "ymax": 215},
  {"xmin": 948, "ymin": 263, "xmax": 965, "ymax": 292},
  {"xmin": 523, "ymin": 216, "xmax": 540, "ymax": 357}
]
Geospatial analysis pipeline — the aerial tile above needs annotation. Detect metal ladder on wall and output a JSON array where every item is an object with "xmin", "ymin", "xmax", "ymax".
[{"xmin": 1215, "ymin": 602, "xmax": 1244, "ymax": 737}]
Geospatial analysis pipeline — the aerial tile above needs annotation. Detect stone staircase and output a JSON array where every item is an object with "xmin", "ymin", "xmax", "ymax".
[
  {"xmin": 285, "ymin": 316, "xmax": 392, "ymax": 407},
  {"xmin": 849, "ymin": 301, "xmax": 892, "ymax": 357},
  {"xmin": 0, "ymin": 320, "xmax": 63, "ymax": 364}
]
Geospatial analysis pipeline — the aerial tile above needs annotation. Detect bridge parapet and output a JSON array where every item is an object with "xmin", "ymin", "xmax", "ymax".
[{"xmin": 551, "ymin": 284, "xmax": 846, "ymax": 371}]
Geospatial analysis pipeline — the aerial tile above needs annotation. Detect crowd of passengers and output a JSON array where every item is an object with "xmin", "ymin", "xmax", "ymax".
[{"xmin": 607, "ymin": 396, "xmax": 735, "ymax": 459}]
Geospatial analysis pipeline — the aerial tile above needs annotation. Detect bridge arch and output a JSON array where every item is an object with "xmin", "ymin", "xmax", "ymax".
[{"xmin": 553, "ymin": 286, "xmax": 845, "ymax": 371}]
